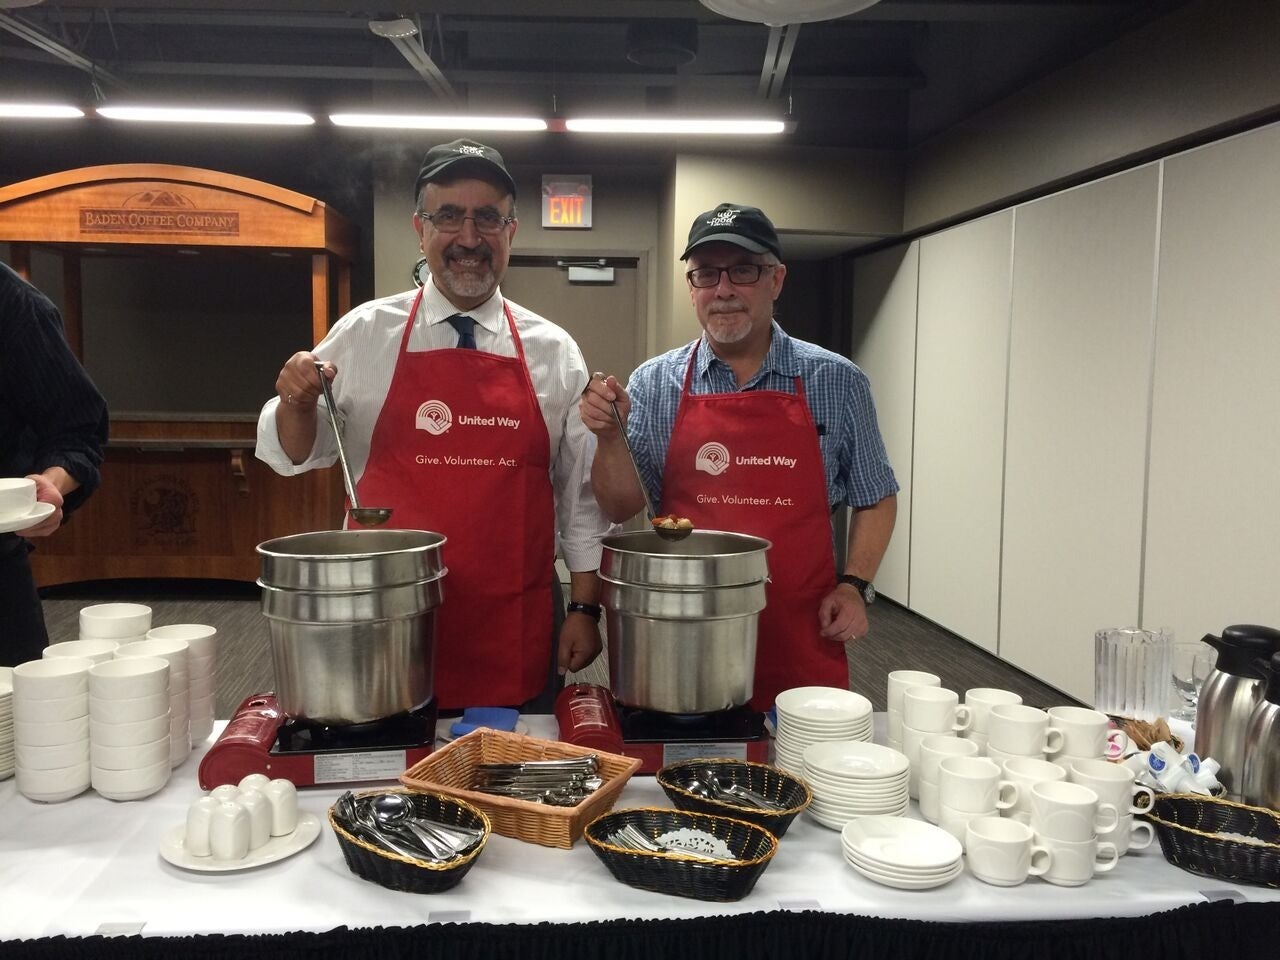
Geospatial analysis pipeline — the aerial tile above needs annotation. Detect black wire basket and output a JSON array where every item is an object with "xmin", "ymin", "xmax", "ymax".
[
  {"xmin": 656, "ymin": 758, "xmax": 812, "ymax": 838},
  {"xmin": 584, "ymin": 806, "xmax": 779, "ymax": 902},
  {"xmin": 1141, "ymin": 792, "xmax": 1280, "ymax": 888},
  {"xmin": 328, "ymin": 788, "xmax": 491, "ymax": 894}
]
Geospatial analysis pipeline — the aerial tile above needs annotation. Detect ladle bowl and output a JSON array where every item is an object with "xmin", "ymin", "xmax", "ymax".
[{"xmin": 314, "ymin": 361, "xmax": 393, "ymax": 526}]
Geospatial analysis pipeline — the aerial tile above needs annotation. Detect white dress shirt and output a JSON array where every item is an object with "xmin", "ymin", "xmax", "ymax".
[{"xmin": 255, "ymin": 279, "xmax": 615, "ymax": 572}]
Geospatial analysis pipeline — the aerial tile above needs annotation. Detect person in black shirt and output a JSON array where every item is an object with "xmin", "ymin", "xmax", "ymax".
[{"xmin": 0, "ymin": 261, "xmax": 109, "ymax": 666}]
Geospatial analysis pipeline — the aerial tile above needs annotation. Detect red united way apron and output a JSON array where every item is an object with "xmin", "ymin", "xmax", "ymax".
[
  {"xmin": 661, "ymin": 345, "xmax": 846, "ymax": 711},
  {"xmin": 355, "ymin": 290, "xmax": 554, "ymax": 709}
]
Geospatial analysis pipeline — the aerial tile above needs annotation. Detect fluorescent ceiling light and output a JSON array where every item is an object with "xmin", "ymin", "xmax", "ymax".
[
  {"xmin": 565, "ymin": 118, "xmax": 784, "ymax": 135},
  {"xmin": 330, "ymin": 113, "xmax": 546, "ymax": 131},
  {"xmin": 0, "ymin": 103, "xmax": 84, "ymax": 118},
  {"xmin": 97, "ymin": 106, "xmax": 314, "ymax": 125}
]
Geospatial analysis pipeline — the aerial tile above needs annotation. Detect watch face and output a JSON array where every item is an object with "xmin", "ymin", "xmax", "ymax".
[{"xmin": 864, "ymin": 583, "xmax": 876, "ymax": 604}]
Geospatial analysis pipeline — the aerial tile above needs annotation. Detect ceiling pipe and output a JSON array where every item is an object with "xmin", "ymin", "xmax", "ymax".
[
  {"xmin": 0, "ymin": 11, "xmax": 128, "ymax": 89},
  {"xmin": 757, "ymin": 22, "xmax": 800, "ymax": 99},
  {"xmin": 369, "ymin": 18, "xmax": 460, "ymax": 108}
]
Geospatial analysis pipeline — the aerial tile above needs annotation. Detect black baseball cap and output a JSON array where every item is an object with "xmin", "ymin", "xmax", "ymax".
[
  {"xmin": 680, "ymin": 202, "xmax": 782, "ymax": 260},
  {"xmin": 414, "ymin": 138, "xmax": 517, "ymax": 200}
]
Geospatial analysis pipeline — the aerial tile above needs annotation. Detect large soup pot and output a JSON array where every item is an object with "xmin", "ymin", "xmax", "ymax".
[
  {"xmin": 599, "ymin": 530, "xmax": 770, "ymax": 714},
  {"xmin": 256, "ymin": 529, "xmax": 447, "ymax": 725}
]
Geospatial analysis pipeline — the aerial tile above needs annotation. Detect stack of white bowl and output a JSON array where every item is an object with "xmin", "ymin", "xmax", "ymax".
[
  {"xmin": 79, "ymin": 603, "xmax": 152, "ymax": 645},
  {"xmin": 840, "ymin": 815, "xmax": 964, "ymax": 890},
  {"xmin": 0, "ymin": 668, "xmax": 14, "ymax": 781},
  {"xmin": 773, "ymin": 685, "xmax": 873, "ymax": 776},
  {"xmin": 43, "ymin": 638, "xmax": 119, "ymax": 665},
  {"xmin": 88, "ymin": 657, "xmax": 173, "ymax": 801},
  {"xmin": 802, "ymin": 740, "xmax": 910, "ymax": 829},
  {"xmin": 12, "ymin": 657, "xmax": 93, "ymax": 802},
  {"xmin": 114, "ymin": 637, "xmax": 190, "ymax": 767},
  {"xmin": 146, "ymin": 625, "xmax": 218, "ymax": 744}
]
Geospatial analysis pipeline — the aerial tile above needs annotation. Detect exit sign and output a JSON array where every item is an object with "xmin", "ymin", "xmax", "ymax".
[{"xmin": 541, "ymin": 174, "xmax": 592, "ymax": 229}]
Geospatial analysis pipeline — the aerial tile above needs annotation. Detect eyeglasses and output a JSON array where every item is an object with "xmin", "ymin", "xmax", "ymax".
[
  {"xmin": 418, "ymin": 207, "xmax": 515, "ymax": 234},
  {"xmin": 685, "ymin": 263, "xmax": 774, "ymax": 288}
]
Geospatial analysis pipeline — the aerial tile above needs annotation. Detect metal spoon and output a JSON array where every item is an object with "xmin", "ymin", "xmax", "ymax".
[
  {"xmin": 314, "ymin": 361, "xmax": 393, "ymax": 526},
  {"xmin": 372, "ymin": 793, "xmax": 485, "ymax": 847},
  {"xmin": 591, "ymin": 372, "xmax": 691, "ymax": 542},
  {"xmin": 700, "ymin": 769, "xmax": 786, "ymax": 810},
  {"xmin": 334, "ymin": 791, "xmax": 428, "ymax": 861},
  {"xmin": 368, "ymin": 795, "xmax": 464, "ymax": 860}
]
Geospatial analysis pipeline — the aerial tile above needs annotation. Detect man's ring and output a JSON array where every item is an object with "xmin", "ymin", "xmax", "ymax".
[
  {"xmin": 286, "ymin": 393, "xmax": 294, "ymax": 404},
  {"xmin": 847, "ymin": 633, "xmax": 858, "ymax": 642}
]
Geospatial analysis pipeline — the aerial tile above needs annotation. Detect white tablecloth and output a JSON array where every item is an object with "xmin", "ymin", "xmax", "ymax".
[{"xmin": 1, "ymin": 716, "xmax": 1275, "ymax": 941}]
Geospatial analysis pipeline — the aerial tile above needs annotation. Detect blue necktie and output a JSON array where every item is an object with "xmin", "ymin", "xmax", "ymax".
[{"xmin": 446, "ymin": 314, "xmax": 477, "ymax": 350}]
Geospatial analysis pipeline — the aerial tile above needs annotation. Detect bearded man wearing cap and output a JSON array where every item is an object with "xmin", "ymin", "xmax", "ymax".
[
  {"xmin": 257, "ymin": 139, "xmax": 614, "ymax": 711},
  {"xmin": 580, "ymin": 202, "xmax": 898, "ymax": 711}
]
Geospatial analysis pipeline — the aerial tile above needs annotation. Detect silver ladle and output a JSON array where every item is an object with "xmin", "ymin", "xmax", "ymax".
[
  {"xmin": 314, "ymin": 360, "xmax": 393, "ymax": 526},
  {"xmin": 367, "ymin": 795, "xmax": 465, "ymax": 860},
  {"xmin": 591, "ymin": 372, "xmax": 691, "ymax": 542}
]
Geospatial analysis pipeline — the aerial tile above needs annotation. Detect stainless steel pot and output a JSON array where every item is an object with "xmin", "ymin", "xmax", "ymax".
[
  {"xmin": 599, "ymin": 530, "xmax": 770, "ymax": 715},
  {"xmin": 256, "ymin": 529, "xmax": 447, "ymax": 726}
]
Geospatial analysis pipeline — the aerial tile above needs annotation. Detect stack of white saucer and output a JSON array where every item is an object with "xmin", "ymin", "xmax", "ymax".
[
  {"xmin": 802, "ymin": 740, "xmax": 910, "ymax": 829},
  {"xmin": 79, "ymin": 603, "xmax": 152, "ymax": 645},
  {"xmin": 773, "ymin": 686, "xmax": 873, "ymax": 775},
  {"xmin": 146, "ymin": 625, "xmax": 218, "ymax": 744},
  {"xmin": 0, "ymin": 668, "xmax": 13, "ymax": 781},
  {"xmin": 840, "ymin": 815, "xmax": 965, "ymax": 890}
]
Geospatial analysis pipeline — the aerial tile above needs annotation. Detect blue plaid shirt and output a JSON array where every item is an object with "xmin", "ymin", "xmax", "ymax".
[{"xmin": 626, "ymin": 322, "xmax": 899, "ymax": 512}]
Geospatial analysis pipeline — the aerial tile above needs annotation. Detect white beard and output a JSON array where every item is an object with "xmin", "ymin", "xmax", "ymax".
[
  {"xmin": 703, "ymin": 306, "xmax": 753, "ymax": 345},
  {"xmin": 438, "ymin": 265, "xmax": 496, "ymax": 300}
]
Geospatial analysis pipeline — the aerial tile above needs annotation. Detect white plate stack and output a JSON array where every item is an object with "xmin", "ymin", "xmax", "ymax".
[
  {"xmin": 773, "ymin": 686, "xmax": 873, "ymax": 776},
  {"xmin": 79, "ymin": 603, "xmax": 152, "ymax": 645},
  {"xmin": 841, "ymin": 816, "xmax": 965, "ymax": 890},
  {"xmin": 0, "ymin": 667, "xmax": 13, "ymax": 781},
  {"xmin": 147, "ymin": 625, "xmax": 218, "ymax": 744},
  {"xmin": 802, "ymin": 740, "xmax": 911, "ymax": 829}
]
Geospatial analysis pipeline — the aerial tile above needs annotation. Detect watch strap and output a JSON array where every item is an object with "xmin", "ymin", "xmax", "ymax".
[
  {"xmin": 836, "ymin": 574, "xmax": 875, "ymax": 603},
  {"xmin": 566, "ymin": 600, "xmax": 603, "ymax": 621}
]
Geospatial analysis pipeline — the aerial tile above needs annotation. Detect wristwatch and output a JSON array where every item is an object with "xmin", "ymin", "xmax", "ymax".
[
  {"xmin": 566, "ymin": 600, "xmax": 603, "ymax": 621},
  {"xmin": 837, "ymin": 574, "xmax": 876, "ymax": 605}
]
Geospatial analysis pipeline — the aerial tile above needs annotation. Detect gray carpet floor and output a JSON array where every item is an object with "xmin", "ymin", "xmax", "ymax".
[{"xmin": 40, "ymin": 580, "xmax": 1077, "ymax": 719}]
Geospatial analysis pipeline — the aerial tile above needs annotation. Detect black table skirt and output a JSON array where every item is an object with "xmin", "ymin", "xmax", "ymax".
[{"xmin": 5, "ymin": 900, "xmax": 1277, "ymax": 960}]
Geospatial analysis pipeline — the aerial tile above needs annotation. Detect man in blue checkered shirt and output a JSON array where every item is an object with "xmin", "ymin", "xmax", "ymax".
[{"xmin": 580, "ymin": 202, "xmax": 898, "ymax": 710}]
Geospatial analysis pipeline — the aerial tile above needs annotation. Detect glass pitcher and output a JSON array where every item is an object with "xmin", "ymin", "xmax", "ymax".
[{"xmin": 1094, "ymin": 627, "xmax": 1174, "ymax": 721}]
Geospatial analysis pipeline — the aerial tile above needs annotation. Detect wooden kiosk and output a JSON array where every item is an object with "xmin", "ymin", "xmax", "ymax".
[{"xmin": 0, "ymin": 164, "xmax": 354, "ymax": 585}]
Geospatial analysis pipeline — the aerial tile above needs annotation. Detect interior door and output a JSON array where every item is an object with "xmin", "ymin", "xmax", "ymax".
[{"xmin": 501, "ymin": 256, "xmax": 642, "ymax": 382}]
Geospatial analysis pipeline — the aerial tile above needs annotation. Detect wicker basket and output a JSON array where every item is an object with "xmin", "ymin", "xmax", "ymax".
[
  {"xmin": 328, "ymin": 788, "xmax": 490, "ymax": 894},
  {"xmin": 1142, "ymin": 792, "xmax": 1280, "ymax": 888},
  {"xmin": 656, "ymin": 758, "xmax": 811, "ymax": 838},
  {"xmin": 400, "ymin": 727, "xmax": 642, "ymax": 848},
  {"xmin": 584, "ymin": 806, "xmax": 778, "ymax": 902}
]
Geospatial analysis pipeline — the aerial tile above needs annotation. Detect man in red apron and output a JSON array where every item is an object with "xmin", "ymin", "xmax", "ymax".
[
  {"xmin": 260, "ymin": 140, "xmax": 611, "ymax": 710},
  {"xmin": 580, "ymin": 203, "xmax": 898, "ymax": 711}
]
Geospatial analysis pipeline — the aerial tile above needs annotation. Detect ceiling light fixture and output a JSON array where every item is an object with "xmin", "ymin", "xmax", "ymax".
[
  {"xmin": 0, "ymin": 103, "xmax": 84, "ymax": 118},
  {"xmin": 565, "ymin": 118, "xmax": 785, "ymax": 135},
  {"xmin": 96, "ymin": 106, "xmax": 314, "ymax": 125},
  {"xmin": 330, "ymin": 113, "xmax": 546, "ymax": 131}
]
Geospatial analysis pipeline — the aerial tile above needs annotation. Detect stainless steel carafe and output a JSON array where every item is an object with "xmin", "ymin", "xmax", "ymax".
[
  {"xmin": 1196, "ymin": 624, "xmax": 1280, "ymax": 798},
  {"xmin": 1241, "ymin": 652, "xmax": 1280, "ymax": 809}
]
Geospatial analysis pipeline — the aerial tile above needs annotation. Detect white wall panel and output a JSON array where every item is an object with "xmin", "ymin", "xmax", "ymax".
[
  {"xmin": 1001, "ymin": 166, "xmax": 1160, "ymax": 701},
  {"xmin": 850, "ymin": 243, "xmax": 919, "ymax": 604},
  {"xmin": 911, "ymin": 212, "xmax": 1014, "ymax": 653},
  {"xmin": 1144, "ymin": 124, "xmax": 1280, "ymax": 640}
]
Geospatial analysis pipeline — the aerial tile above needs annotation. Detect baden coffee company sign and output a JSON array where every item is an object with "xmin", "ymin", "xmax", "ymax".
[{"xmin": 80, "ymin": 189, "xmax": 240, "ymax": 237}]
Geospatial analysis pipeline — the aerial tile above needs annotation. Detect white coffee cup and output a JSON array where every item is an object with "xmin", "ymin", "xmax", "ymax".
[
  {"xmin": 1047, "ymin": 706, "xmax": 1131, "ymax": 760},
  {"xmin": 987, "ymin": 704, "xmax": 1064, "ymax": 757},
  {"xmin": 965, "ymin": 816, "xmax": 1052, "ymax": 886},
  {"xmin": 918, "ymin": 734, "xmax": 980, "ymax": 785},
  {"xmin": 1112, "ymin": 815, "xmax": 1155, "ymax": 855},
  {"xmin": 938, "ymin": 803, "xmax": 986, "ymax": 847},
  {"xmin": 902, "ymin": 686, "xmax": 972, "ymax": 734},
  {"xmin": 185, "ymin": 795, "xmax": 220, "ymax": 857},
  {"xmin": 1039, "ymin": 834, "xmax": 1120, "ymax": 886},
  {"xmin": 1067, "ymin": 757, "xmax": 1156, "ymax": 815},
  {"xmin": 1030, "ymin": 779, "xmax": 1119, "ymax": 841},
  {"xmin": 1000, "ymin": 756, "xmax": 1068, "ymax": 823},
  {"xmin": 963, "ymin": 688, "xmax": 1023, "ymax": 737},
  {"xmin": 209, "ymin": 800, "xmax": 251, "ymax": 861},
  {"xmin": 0, "ymin": 477, "xmax": 36, "ymax": 520},
  {"xmin": 938, "ymin": 755, "xmax": 1019, "ymax": 814},
  {"xmin": 918, "ymin": 777, "xmax": 942, "ymax": 824}
]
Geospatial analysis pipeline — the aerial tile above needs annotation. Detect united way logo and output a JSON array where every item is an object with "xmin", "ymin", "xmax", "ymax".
[
  {"xmin": 705, "ymin": 208, "xmax": 740, "ymax": 227},
  {"xmin": 415, "ymin": 400, "xmax": 453, "ymax": 435},
  {"xmin": 457, "ymin": 144, "xmax": 485, "ymax": 157},
  {"xmin": 695, "ymin": 441, "xmax": 731, "ymax": 476}
]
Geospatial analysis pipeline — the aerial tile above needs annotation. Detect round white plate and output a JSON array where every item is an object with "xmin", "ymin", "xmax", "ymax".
[
  {"xmin": 436, "ymin": 720, "xmax": 529, "ymax": 743},
  {"xmin": 0, "ymin": 502, "xmax": 55, "ymax": 535},
  {"xmin": 803, "ymin": 741, "xmax": 909, "ymax": 779},
  {"xmin": 842, "ymin": 816, "xmax": 963, "ymax": 869},
  {"xmin": 159, "ymin": 811, "xmax": 320, "ymax": 872},
  {"xmin": 775, "ymin": 687, "xmax": 872, "ymax": 723}
]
